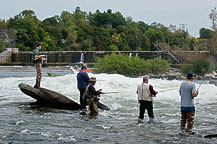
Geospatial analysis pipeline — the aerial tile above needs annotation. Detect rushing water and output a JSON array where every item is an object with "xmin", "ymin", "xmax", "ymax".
[{"xmin": 0, "ymin": 67, "xmax": 217, "ymax": 144}]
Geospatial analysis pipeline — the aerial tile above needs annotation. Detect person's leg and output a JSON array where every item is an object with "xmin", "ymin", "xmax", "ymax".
[
  {"xmin": 147, "ymin": 101, "xmax": 154, "ymax": 119},
  {"xmin": 180, "ymin": 112, "xmax": 187, "ymax": 130},
  {"xmin": 186, "ymin": 112, "xmax": 195, "ymax": 132},
  {"xmin": 89, "ymin": 100, "xmax": 99, "ymax": 116},
  {"xmin": 79, "ymin": 88, "xmax": 86, "ymax": 109},
  {"xmin": 35, "ymin": 63, "xmax": 42, "ymax": 88},
  {"xmin": 139, "ymin": 100, "xmax": 145, "ymax": 120}
]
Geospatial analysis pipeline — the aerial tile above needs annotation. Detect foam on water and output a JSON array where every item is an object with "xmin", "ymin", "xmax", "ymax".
[
  {"xmin": 0, "ymin": 73, "xmax": 217, "ymax": 107},
  {"xmin": 0, "ymin": 71, "xmax": 217, "ymax": 143}
]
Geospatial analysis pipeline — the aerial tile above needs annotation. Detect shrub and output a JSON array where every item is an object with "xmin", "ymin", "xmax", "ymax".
[
  {"xmin": 181, "ymin": 64, "xmax": 192, "ymax": 75},
  {"xmin": 93, "ymin": 53, "xmax": 170, "ymax": 77},
  {"xmin": 146, "ymin": 58, "xmax": 170, "ymax": 73},
  {"xmin": 47, "ymin": 72, "xmax": 59, "ymax": 77},
  {"xmin": 192, "ymin": 58, "xmax": 214, "ymax": 76},
  {"xmin": 0, "ymin": 39, "xmax": 5, "ymax": 52},
  {"xmin": 181, "ymin": 58, "xmax": 214, "ymax": 76}
]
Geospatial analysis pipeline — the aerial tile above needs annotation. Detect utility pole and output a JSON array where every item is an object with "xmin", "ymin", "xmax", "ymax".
[{"xmin": 179, "ymin": 24, "xmax": 188, "ymax": 33}]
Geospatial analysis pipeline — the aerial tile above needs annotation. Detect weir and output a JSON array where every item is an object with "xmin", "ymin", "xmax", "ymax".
[{"xmin": 0, "ymin": 50, "xmax": 214, "ymax": 66}]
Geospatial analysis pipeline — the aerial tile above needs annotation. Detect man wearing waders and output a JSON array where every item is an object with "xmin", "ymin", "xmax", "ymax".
[
  {"xmin": 137, "ymin": 75, "xmax": 158, "ymax": 123},
  {"xmin": 179, "ymin": 72, "xmax": 198, "ymax": 135},
  {"xmin": 32, "ymin": 42, "xmax": 46, "ymax": 88},
  {"xmin": 77, "ymin": 66, "xmax": 90, "ymax": 111},
  {"xmin": 84, "ymin": 77, "xmax": 104, "ymax": 116}
]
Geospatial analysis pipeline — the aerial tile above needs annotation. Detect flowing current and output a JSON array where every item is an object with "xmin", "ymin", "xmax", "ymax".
[{"xmin": 0, "ymin": 68, "xmax": 216, "ymax": 144}]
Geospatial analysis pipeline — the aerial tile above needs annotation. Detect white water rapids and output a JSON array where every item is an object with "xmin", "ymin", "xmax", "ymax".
[{"xmin": 0, "ymin": 68, "xmax": 216, "ymax": 143}]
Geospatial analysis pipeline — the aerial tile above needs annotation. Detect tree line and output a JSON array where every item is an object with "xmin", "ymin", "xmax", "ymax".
[{"xmin": 0, "ymin": 7, "xmax": 216, "ymax": 52}]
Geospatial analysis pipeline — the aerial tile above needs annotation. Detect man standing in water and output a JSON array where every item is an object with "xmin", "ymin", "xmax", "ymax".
[
  {"xmin": 137, "ymin": 75, "xmax": 158, "ymax": 123},
  {"xmin": 32, "ymin": 42, "xmax": 46, "ymax": 88},
  {"xmin": 84, "ymin": 77, "xmax": 104, "ymax": 116},
  {"xmin": 77, "ymin": 66, "xmax": 90, "ymax": 110},
  {"xmin": 179, "ymin": 72, "xmax": 198, "ymax": 134}
]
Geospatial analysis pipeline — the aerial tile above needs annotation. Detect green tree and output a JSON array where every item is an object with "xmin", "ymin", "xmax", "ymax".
[
  {"xmin": 0, "ymin": 39, "xmax": 5, "ymax": 51},
  {"xmin": 199, "ymin": 28, "xmax": 214, "ymax": 39},
  {"xmin": 145, "ymin": 28, "xmax": 165, "ymax": 50},
  {"xmin": 7, "ymin": 10, "xmax": 42, "ymax": 50}
]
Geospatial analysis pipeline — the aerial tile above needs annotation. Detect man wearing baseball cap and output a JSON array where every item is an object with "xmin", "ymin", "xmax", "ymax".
[
  {"xmin": 179, "ymin": 72, "xmax": 199, "ymax": 134},
  {"xmin": 32, "ymin": 42, "xmax": 47, "ymax": 88}
]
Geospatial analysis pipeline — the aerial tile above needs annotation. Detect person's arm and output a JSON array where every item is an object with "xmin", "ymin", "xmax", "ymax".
[
  {"xmin": 192, "ymin": 90, "xmax": 198, "ymax": 98},
  {"xmin": 192, "ymin": 84, "xmax": 198, "ymax": 98},
  {"xmin": 35, "ymin": 55, "xmax": 45, "ymax": 59},
  {"xmin": 149, "ymin": 85, "xmax": 158, "ymax": 95},
  {"xmin": 89, "ymin": 85, "xmax": 102, "ymax": 95}
]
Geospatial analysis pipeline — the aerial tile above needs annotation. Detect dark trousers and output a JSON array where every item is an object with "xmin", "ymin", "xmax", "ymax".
[
  {"xmin": 79, "ymin": 88, "xmax": 86, "ymax": 109},
  {"xmin": 139, "ymin": 100, "xmax": 154, "ymax": 119}
]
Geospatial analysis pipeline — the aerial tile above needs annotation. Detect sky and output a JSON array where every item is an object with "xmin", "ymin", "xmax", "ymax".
[{"xmin": 0, "ymin": 0, "xmax": 217, "ymax": 37}]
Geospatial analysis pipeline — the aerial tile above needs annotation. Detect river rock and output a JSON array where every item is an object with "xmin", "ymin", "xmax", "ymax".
[
  {"xmin": 18, "ymin": 83, "xmax": 110, "ymax": 110},
  {"xmin": 19, "ymin": 83, "xmax": 81, "ymax": 110}
]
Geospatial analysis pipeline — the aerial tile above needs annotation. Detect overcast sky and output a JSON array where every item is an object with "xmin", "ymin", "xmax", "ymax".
[{"xmin": 0, "ymin": 0, "xmax": 216, "ymax": 37}]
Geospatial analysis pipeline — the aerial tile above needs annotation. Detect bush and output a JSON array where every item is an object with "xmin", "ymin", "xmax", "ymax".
[
  {"xmin": 0, "ymin": 39, "xmax": 5, "ymax": 52},
  {"xmin": 192, "ymin": 58, "xmax": 214, "ymax": 76},
  {"xmin": 93, "ymin": 53, "xmax": 170, "ymax": 77},
  {"xmin": 181, "ymin": 64, "xmax": 192, "ymax": 75},
  {"xmin": 47, "ymin": 72, "xmax": 59, "ymax": 77},
  {"xmin": 181, "ymin": 58, "xmax": 214, "ymax": 76},
  {"xmin": 146, "ymin": 58, "xmax": 170, "ymax": 73}
]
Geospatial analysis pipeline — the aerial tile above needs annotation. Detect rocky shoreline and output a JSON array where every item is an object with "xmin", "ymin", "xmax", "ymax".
[{"xmin": 150, "ymin": 68, "xmax": 217, "ymax": 81}]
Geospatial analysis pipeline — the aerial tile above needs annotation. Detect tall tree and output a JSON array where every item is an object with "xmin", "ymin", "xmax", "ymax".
[
  {"xmin": 209, "ymin": 7, "xmax": 217, "ymax": 30},
  {"xmin": 199, "ymin": 28, "xmax": 214, "ymax": 39}
]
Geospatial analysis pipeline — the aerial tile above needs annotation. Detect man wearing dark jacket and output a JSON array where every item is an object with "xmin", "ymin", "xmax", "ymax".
[
  {"xmin": 85, "ymin": 77, "xmax": 104, "ymax": 116},
  {"xmin": 77, "ymin": 66, "xmax": 90, "ymax": 109}
]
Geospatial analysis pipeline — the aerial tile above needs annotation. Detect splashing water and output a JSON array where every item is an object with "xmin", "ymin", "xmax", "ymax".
[{"xmin": 0, "ymin": 68, "xmax": 216, "ymax": 143}]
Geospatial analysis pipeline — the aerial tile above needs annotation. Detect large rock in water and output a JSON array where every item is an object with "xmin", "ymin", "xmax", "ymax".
[{"xmin": 18, "ymin": 83, "xmax": 110, "ymax": 110}]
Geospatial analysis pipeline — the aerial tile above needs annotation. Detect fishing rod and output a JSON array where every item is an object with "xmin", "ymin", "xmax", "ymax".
[
  {"xmin": 103, "ymin": 92, "xmax": 133, "ymax": 94},
  {"xmin": 104, "ymin": 92, "xmax": 120, "ymax": 94},
  {"xmin": 197, "ymin": 83, "xmax": 202, "ymax": 91},
  {"xmin": 158, "ymin": 88, "xmax": 176, "ymax": 93}
]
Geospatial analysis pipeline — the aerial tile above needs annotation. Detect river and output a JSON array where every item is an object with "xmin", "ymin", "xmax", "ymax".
[{"xmin": 0, "ymin": 67, "xmax": 216, "ymax": 144}]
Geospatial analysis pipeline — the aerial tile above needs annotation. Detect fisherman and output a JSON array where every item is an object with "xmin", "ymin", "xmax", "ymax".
[
  {"xmin": 32, "ymin": 42, "xmax": 46, "ymax": 88},
  {"xmin": 179, "ymin": 72, "xmax": 198, "ymax": 135},
  {"xmin": 84, "ymin": 77, "xmax": 104, "ymax": 116},
  {"xmin": 77, "ymin": 66, "xmax": 90, "ymax": 110},
  {"xmin": 137, "ymin": 75, "xmax": 158, "ymax": 123}
]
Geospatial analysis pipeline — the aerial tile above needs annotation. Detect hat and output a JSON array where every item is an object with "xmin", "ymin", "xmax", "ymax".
[
  {"xmin": 187, "ymin": 72, "xmax": 194, "ymax": 79},
  {"xmin": 89, "ymin": 77, "xmax": 96, "ymax": 82},
  {"xmin": 36, "ymin": 42, "xmax": 42, "ymax": 48}
]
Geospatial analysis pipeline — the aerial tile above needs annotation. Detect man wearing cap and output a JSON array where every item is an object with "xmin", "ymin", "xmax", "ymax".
[
  {"xmin": 77, "ymin": 66, "xmax": 90, "ymax": 110},
  {"xmin": 32, "ymin": 42, "xmax": 46, "ymax": 88},
  {"xmin": 179, "ymin": 72, "xmax": 199, "ymax": 134},
  {"xmin": 84, "ymin": 77, "xmax": 104, "ymax": 116},
  {"xmin": 137, "ymin": 75, "xmax": 158, "ymax": 123}
]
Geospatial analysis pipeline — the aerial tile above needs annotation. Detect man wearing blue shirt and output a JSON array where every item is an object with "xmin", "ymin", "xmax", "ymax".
[
  {"xmin": 179, "ymin": 72, "xmax": 198, "ymax": 134},
  {"xmin": 77, "ymin": 66, "xmax": 90, "ymax": 110}
]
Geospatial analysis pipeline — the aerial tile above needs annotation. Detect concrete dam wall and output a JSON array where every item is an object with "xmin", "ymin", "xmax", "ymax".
[{"xmin": 2, "ymin": 50, "xmax": 212, "ymax": 66}]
